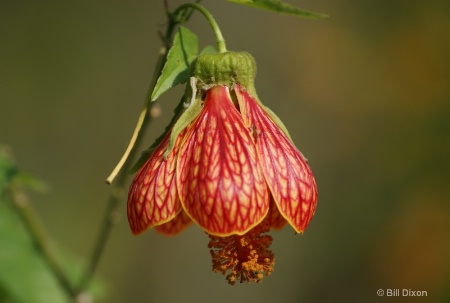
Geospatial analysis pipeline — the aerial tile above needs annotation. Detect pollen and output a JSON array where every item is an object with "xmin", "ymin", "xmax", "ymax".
[{"xmin": 208, "ymin": 222, "xmax": 275, "ymax": 285}]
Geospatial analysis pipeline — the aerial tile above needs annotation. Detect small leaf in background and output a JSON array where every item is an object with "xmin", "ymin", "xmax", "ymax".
[
  {"xmin": 226, "ymin": 0, "xmax": 328, "ymax": 19},
  {"xmin": 0, "ymin": 147, "xmax": 17, "ymax": 189},
  {"xmin": 0, "ymin": 147, "xmax": 47, "ymax": 193},
  {"xmin": 14, "ymin": 171, "xmax": 48, "ymax": 193},
  {"xmin": 151, "ymin": 26, "xmax": 198, "ymax": 102}
]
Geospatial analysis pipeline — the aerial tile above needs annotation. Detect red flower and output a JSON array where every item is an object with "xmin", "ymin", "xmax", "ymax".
[{"xmin": 128, "ymin": 51, "xmax": 317, "ymax": 284}]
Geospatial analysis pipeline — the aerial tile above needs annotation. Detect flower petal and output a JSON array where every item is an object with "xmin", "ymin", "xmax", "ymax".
[
  {"xmin": 155, "ymin": 210, "xmax": 192, "ymax": 236},
  {"xmin": 236, "ymin": 85, "xmax": 318, "ymax": 233},
  {"xmin": 177, "ymin": 85, "xmax": 269, "ymax": 236},
  {"xmin": 265, "ymin": 198, "xmax": 287, "ymax": 230},
  {"xmin": 127, "ymin": 132, "xmax": 183, "ymax": 235}
]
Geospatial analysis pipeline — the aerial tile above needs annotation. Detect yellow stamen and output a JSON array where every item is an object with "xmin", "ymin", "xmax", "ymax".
[{"xmin": 208, "ymin": 222, "xmax": 275, "ymax": 285}]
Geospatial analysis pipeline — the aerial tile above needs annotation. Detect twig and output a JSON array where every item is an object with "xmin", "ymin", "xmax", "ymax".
[{"xmin": 9, "ymin": 188, "xmax": 78, "ymax": 299}]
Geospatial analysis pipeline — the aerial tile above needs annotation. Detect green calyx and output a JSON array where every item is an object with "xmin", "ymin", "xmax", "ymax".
[{"xmin": 192, "ymin": 51, "xmax": 257, "ymax": 90}]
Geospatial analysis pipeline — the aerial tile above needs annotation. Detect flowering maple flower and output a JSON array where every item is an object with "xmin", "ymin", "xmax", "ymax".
[{"xmin": 128, "ymin": 51, "xmax": 318, "ymax": 284}]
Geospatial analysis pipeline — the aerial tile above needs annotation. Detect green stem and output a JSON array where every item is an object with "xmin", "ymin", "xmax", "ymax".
[
  {"xmin": 9, "ymin": 188, "xmax": 77, "ymax": 299},
  {"xmin": 173, "ymin": 3, "xmax": 227, "ymax": 53}
]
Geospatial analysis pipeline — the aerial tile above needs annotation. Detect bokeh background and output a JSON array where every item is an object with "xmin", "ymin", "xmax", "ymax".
[{"xmin": 1, "ymin": 0, "xmax": 449, "ymax": 302}]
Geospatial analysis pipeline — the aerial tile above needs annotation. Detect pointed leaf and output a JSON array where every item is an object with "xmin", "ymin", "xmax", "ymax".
[
  {"xmin": 164, "ymin": 77, "xmax": 202, "ymax": 158},
  {"xmin": 227, "ymin": 0, "xmax": 328, "ymax": 19},
  {"xmin": 151, "ymin": 26, "xmax": 198, "ymax": 101}
]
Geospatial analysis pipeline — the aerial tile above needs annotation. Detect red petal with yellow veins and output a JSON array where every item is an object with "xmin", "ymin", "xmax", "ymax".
[
  {"xmin": 127, "ymin": 132, "xmax": 183, "ymax": 235},
  {"xmin": 236, "ymin": 85, "xmax": 318, "ymax": 233},
  {"xmin": 155, "ymin": 210, "xmax": 192, "ymax": 236},
  {"xmin": 265, "ymin": 198, "xmax": 287, "ymax": 230},
  {"xmin": 177, "ymin": 85, "xmax": 269, "ymax": 236}
]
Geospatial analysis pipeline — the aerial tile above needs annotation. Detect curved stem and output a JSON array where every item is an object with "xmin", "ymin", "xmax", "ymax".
[
  {"xmin": 173, "ymin": 3, "xmax": 227, "ymax": 53},
  {"xmin": 9, "ymin": 188, "xmax": 77, "ymax": 299}
]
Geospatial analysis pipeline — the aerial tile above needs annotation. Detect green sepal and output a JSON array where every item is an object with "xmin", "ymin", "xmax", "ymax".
[
  {"xmin": 258, "ymin": 99, "xmax": 293, "ymax": 142},
  {"xmin": 247, "ymin": 93, "xmax": 308, "ymax": 160},
  {"xmin": 151, "ymin": 26, "xmax": 198, "ymax": 102},
  {"xmin": 164, "ymin": 77, "xmax": 203, "ymax": 159},
  {"xmin": 227, "ymin": 0, "xmax": 328, "ymax": 19},
  {"xmin": 130, "ymin": 77, "xmax": 204, "ymax": 172},
  {"xmin": 192, "ymin": 51, "xmax": 257, "ymax": 90},
  {"xmin": 265, "ymin": 101, "xmax": 308, "ymax": 161},
  {"xmin": 129, "ymin": 97, "xmax": 186, "ymax": 174}
]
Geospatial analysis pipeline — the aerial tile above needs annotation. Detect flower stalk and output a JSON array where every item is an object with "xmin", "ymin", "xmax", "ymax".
[
  {"xmin": 172, "ymin": 3, "xmax": 227, "ymax": 53},
  {"xmin": 7, "ymin": 186, "xmax": 78, "ymax": 299}
]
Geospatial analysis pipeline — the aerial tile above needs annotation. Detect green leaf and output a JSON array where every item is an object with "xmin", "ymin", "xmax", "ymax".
[
  {"xmin": 164, "ymin": 78, "xmax": 203, "ymax": 159},
  {"xmin": 129, "ymin": 95, "xmax": 187, "ymax": 173},
  {"xmin": 151, "ymin": 26, "xmax": 198, "ymax": 102},
  {"xmin": 226, "ymin": 0, "xmax": 328, "ymax": 19},
  {"xmin": 0, "ymin": 286, "xmax": 8, "ymax": 303},
  {"xmin": 0, "ymin": 174, "xmax": 68, "ymax": 302},
  {"xmin": 0, "ymin": 151, "xmax": 103, "ymax": 303},
  {"xmin": 0, "ymin": 148, "xmax": 17, "ymax": 189}
]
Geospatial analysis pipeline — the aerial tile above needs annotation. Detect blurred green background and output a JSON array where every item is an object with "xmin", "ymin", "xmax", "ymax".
[{"xmin": 1, "ymin": 0, "xmax": 449, "ymax": 302}]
